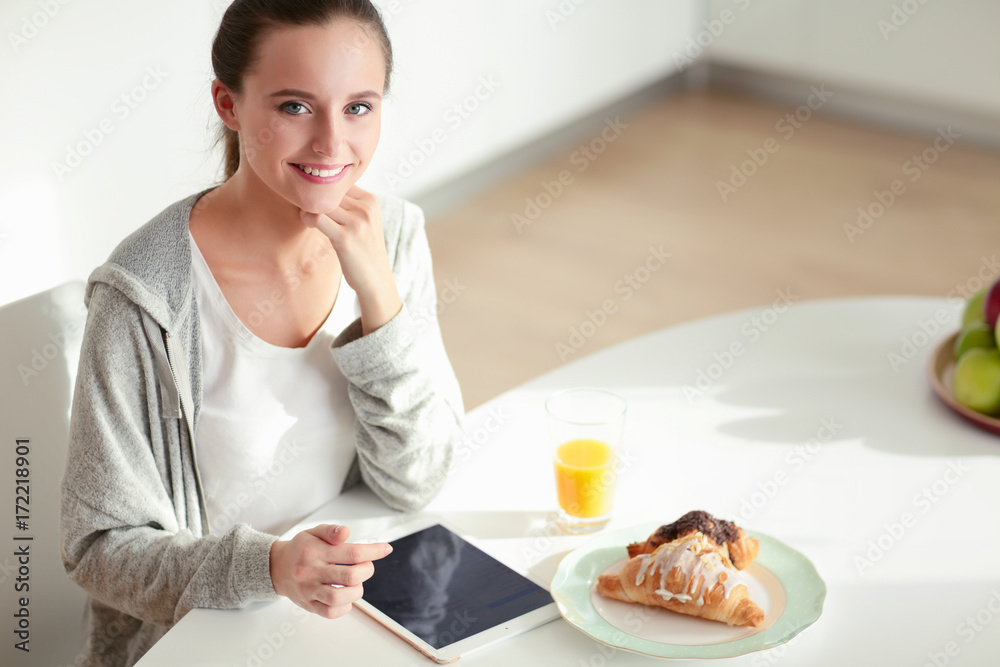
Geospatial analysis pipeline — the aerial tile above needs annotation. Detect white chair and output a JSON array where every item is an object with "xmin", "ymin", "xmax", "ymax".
[{"xmin": 0, "ymin": 281, "xmax": 89, "ymax": 666}]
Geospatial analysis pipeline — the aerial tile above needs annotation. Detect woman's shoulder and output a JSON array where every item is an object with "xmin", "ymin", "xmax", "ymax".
[
  {"xmin": 88, "ymin": 187, "xmax": 216, "ymax": 327},
  {"xmin": 106, "ymin": 188, "xmax": 213, "ymax": 269},
  {"xmin": 375, "ymin": 193, "xmax": 428, "ymax": 270},
  {"xmin": 377, "ymin": 192, "xmax": 425, "ymax": 230}
]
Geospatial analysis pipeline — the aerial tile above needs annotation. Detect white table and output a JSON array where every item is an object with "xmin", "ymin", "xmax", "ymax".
[{"xmin": 137, "ymin": 297, "xmax": 1000, "ymax": 666}]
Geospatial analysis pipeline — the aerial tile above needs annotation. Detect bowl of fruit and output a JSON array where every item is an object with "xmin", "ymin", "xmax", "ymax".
[{"xmin": 930, "ymin": 279, "xmax": 1000, "ymax": 435}]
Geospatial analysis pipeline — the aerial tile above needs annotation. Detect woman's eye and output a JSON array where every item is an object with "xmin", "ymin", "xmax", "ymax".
[
  {"xmin": 346, "ymin": 103, "xmax": 372, "ymax": 116},
  {"xmin": 280, "ymin": 101, "xmax": 308, "ymax": 115}
]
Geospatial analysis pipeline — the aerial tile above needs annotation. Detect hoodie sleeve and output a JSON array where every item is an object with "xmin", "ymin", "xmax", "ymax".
[
  {"xmin": 61, "ymin": 283, "xmax": 279, "ymax": 628},
  {"xmin": 331, "ymin": 197, "xmax": 465, "ymax": 511}
]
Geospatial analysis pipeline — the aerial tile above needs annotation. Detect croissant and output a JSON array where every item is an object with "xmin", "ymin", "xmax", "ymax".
[
  {"xmin": 597, "ymin": 531, "xmax": 765, "ymax": 627},
  {"xmin": 627, "ymin": 510, "xmax": 760, "ymax": 570}
]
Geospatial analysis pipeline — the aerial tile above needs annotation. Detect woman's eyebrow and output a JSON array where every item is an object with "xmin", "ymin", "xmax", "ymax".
[
  {"xmin": 268, "ymin": 88, "xmax": 382, "ymax": 100},
  {"xmin": 269, "ymin": 88, "xmax": 317, "ymax": 99}
]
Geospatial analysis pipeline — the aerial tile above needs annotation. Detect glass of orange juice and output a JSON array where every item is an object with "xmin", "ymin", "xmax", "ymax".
[{"xmin": 545, "ymin": 388, "xmax": 627, "ymax": 534}]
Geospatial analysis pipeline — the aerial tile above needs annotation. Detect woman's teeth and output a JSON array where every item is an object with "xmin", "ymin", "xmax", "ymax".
[{"xmin": 295, "ymin": 164, "xmax": 346, "ymax": 177}]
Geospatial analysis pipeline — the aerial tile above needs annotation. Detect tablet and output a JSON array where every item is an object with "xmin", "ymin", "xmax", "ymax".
[{"xmin": 354, "ymin": 517, "xmax": 560, "ymax": 663}]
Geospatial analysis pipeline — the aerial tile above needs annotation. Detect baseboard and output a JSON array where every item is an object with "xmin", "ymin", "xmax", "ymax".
[
  {"xmin": 413, "ymin": 60, "xmax": 999, "ymax": 221},
  {"xmin": 705, "ymin": 61, "xmax": 1000, "ymax": 151},
  {"xmin": 411, "ymin": 69, "xmax": 695, "ymax": 221}
]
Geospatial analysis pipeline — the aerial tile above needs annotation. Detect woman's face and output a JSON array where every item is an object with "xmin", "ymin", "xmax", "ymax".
[{"xmin": 225, "ymin": 19, "xmax": 386, "ymax": 214}]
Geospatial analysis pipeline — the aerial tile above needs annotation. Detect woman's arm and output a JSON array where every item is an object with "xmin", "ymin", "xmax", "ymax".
[
  {"xmin": 326, "ymin": 193, "xmax": 466, "ymax": 511},
  {"xmin": 60, "ymin": 283, "xmax": 280, "ymax": 626}
]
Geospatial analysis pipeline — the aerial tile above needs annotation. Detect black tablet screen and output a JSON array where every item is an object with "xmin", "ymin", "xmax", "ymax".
[{"xmin": 362, "ymin": 524, "xmax": 554, "ymax": 649}]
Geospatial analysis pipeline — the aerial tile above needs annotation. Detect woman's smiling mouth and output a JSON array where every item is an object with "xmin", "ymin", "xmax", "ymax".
[
  {"xmin": 293, "ymin": 163, "xmax": 348, "ymax": 177},
  {"xmin": 290, "ymin": 162, "xmax": 351, "ymax": 182}
]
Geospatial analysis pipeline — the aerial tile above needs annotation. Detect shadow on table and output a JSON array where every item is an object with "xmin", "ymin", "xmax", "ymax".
[
  {"xmin": 442, "ymin": 509, "xmax": 559, "ymax": 539},
  {"xmin": 708, "ymin": 372, "xmax": 1000, "ymax": 458}
]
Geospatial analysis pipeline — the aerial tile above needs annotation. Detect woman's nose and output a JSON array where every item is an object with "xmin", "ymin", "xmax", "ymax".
[{"xmin": 313, "ymin": 114, "xmax": 343, "ymax": 156}]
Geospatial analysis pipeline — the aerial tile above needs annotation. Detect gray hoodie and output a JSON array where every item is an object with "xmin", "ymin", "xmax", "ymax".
[{"xmin": 61, "ymin": 188, "xmax": 465, "ymax": 666}]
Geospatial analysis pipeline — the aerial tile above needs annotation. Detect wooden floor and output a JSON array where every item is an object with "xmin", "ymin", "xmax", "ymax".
[{"xmin": 425, "ymin": 87, "xmax": 1000, "ymax": 410}]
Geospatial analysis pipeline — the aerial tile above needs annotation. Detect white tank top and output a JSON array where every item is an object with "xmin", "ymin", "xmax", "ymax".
[{"xmin": 188, "ymin": 233, "xmax": 360, "ymax": 537}]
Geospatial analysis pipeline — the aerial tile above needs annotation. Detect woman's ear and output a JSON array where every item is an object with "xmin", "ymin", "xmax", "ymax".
[{"xmin": 212, "ymin": 79, "xmax": 241, "ymax": 131}]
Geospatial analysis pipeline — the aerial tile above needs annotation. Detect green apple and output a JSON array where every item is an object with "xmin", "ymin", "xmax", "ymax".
[
  {"xmin": 962, "ymin": 287, "xmax": 988, "ymax": 328},
  {"xmin": 954, "ymin": 321, "xmax": 996, "ymax": 360},
  {"xmin": 953, "ymin": 348, "xmax": 1000, "ymax": 415}
]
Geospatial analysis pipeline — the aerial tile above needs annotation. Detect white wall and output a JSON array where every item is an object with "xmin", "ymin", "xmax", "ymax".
[
  {"xmin": 705, "ymin": 0, "xmax": 1000, "ymax": 119},
  {"xmin": 0, "ymin": 0, "xmax": 699, "ymax": 306}
]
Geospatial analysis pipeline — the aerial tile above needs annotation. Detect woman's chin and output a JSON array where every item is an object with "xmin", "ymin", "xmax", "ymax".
[{"xmin": 289, "ymin": 192, "xmax": 346, "ymax": 216}]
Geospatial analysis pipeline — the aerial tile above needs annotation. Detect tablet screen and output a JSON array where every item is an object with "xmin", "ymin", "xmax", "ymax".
[{"xmin": 362, "ymin": 523, "xmax": 554, "ymax": 650}]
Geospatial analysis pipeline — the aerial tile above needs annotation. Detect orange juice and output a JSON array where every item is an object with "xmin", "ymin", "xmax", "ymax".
[{"xmin": 553, "ymin": 438, "xmax": 616, "ymax": 518}]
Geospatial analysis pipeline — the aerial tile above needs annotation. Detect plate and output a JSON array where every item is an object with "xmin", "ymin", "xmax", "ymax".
[
  {"xmin": 550, "ymin": 522, "xmax": 826, "ymax": 659},
  {"xmin": 929, "ymin": 333, "xmax": 1000, "ymax": 436}
]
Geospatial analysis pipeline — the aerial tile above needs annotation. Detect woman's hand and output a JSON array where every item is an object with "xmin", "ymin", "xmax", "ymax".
[
  {"xmin": 269, "ymin": 524, "xmax": 392, "ymax": 619},
  {"xmin": 300, "ymin": 187, "xmax": 403, "ymax": 335}
]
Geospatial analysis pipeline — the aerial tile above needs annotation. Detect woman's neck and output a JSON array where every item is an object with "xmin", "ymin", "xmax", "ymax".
[{"xmin": 201, "ymin": 168, "xmax": 332, "ymax": 272}]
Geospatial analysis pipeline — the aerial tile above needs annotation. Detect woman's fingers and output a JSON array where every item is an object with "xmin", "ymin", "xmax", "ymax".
[
  {"xmin": 307, "ymin": 592, "xmax": 360, "ymax": 620},
  {"xmin": 269, "ymin": 524, "xmax": 392, "ymax": 619},
  {"xmin": 335, "ymin": 186, "xmax": 377, "ymax": 215},
  {"xmin": 297, "ymin": 186, "xmax": 375, "ymax": 235},
  {"xmin": 304, "ymin": 523, "xmax": 349, "ymax": 546},
  {"xmin": 298, "ymin": 209, "xmax": 340, "ymax": 239},
  {"xmin": 296, "ymin": 187, "xmax": 401, "ymax": 334},
  {"xmin": 326, "ymin": 560, "xmax": 376, "ymax": 587},
  {"xmin": 327, "ymin": 540, "xmax": 393, "ymax": 566}
]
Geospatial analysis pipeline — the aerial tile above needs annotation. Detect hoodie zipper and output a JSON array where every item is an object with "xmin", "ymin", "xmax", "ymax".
[{"xmin": 163, "ymin": 330, "xmax": 212, "ymax": 534}]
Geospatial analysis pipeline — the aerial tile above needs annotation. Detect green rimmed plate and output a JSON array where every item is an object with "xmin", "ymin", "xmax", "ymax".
[{"xmin": 550, "ymin": 522, "xmax": 826, "ymax": 659}]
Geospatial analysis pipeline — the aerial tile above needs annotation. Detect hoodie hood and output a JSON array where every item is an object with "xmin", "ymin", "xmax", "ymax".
[{"xmin": 86, "ymin": 187, "xmax": 216, "ymax": 334}]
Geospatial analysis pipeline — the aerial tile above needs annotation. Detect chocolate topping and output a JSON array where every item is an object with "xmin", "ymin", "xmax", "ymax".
[{"xmin": 652, "ymin": 510, "xmax": 739, "ymax": 546}]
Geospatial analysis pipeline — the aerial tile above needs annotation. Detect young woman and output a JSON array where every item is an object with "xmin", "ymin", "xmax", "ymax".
[{"xmin": 61, "ymin": 1, "xmax": 464, "ymax": 664}]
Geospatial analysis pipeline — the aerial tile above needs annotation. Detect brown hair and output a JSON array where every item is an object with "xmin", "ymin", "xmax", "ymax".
[{"xmin": 211, "ymin": 0, "xmax": 393, "ymax": 180}]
